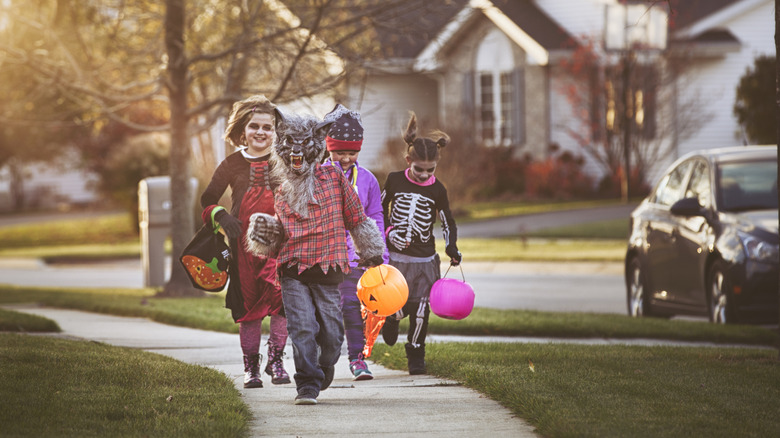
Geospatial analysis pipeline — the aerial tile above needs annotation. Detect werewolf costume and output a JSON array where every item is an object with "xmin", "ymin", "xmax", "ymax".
[{"xmin": 246, "ymin": 108, "xmax": 385, "ymax": 405}]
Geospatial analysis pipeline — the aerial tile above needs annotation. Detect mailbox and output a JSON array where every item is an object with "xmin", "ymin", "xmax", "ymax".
[{"xmin": 138, "ymin": 176, "xmax": 198, "ymax": 287}]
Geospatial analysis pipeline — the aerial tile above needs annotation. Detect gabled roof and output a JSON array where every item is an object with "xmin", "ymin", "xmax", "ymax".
[
  {"xmin": 668, "ymin": 0, "xmax": 742, "ymax": 32},
  {"xmin": 412, "ymin": 0, "xmax": 575, "ymax": 71},
  {"xmin": 371, "ymin": 1, "xmax": 468, "ymax": 60},
  {"xmin": 670, "ymin": 0, "xmax": 766, "ymax": 39},
  {"xmin": 669, "ymin": 28, "xmax": 741, "ymax": 57},
  {"xmin": 489, "ymin": 0, "xmax": 573, "ymax": 51},
  {"xmin": 667, "ymin": 0, "xmax": 766, "ymax": 56}
]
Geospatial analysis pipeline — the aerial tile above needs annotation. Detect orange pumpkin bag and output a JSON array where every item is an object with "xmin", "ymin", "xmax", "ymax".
[{"xmin": 179, "ymin": 223, "xmax": 231, "ymax": 292}]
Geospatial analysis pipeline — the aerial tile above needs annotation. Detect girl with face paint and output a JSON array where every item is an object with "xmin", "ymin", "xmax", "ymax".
[
  {"xmin": 380, "ymin": 112, "xmax": 462, "ymax": 375},
  {"xmin": 200, "ymin": 95, "xmax": 290, "ymax": 389}
]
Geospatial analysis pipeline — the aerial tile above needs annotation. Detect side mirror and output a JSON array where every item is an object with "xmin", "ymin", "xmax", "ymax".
[{"xmin": 670, "ymin": 197, "xmax": 705, "ymax": 217}]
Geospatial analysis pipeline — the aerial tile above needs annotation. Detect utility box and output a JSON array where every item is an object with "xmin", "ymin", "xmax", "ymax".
[{"xmin": 138, "ymin": 176, "xmax": 197, "ymax": 287}]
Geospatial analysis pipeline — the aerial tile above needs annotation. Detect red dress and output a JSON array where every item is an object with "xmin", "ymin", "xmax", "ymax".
[
  {"xmin": 200, "ymin": 152, "xmax": 283, "ymax": 322},
  {"xmin": 235, "ymin": 161, "xmax": 282, "ymax": 322}
]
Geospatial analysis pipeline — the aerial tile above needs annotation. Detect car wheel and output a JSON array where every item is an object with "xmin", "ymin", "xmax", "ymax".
[
  {"xmin": 626, "ymin": 257, "xmax": 649, "ymax": 317},
  {"xmin": 707, "ymin": 260, "xmax": 735, "ymax": 324}
]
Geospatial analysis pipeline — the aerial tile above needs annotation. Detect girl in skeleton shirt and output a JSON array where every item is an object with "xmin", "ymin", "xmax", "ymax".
[{"xmin": 380, "ymin": 112, "xmax": 462, "ymax": 375}]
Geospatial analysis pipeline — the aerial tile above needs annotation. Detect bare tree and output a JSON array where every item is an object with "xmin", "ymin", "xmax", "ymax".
[
  {"xmin": 0, "ymin": 0, "xmax": 429, "ymax": 295},
  {"xmin": 557, "ymin": 35, "xmax": 710, "ymax": 198}
]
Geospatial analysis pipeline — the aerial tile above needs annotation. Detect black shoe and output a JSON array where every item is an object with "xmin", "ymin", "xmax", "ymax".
[
  {"xmin": 320, "ymin": 365, "xmax": 335, "ymax": 391},
  {"xmin": 405, "ymin": 343, "xmax": 427, "ymax": 375},
  {"xmin": 382, "ymin": 316, "xmax": 399, "ymax": 346}
]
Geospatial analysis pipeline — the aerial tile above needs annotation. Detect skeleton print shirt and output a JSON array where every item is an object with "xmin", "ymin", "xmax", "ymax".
[{"xmin": 381, "ymin": 169, "xmax": 458, "ymax": 259}]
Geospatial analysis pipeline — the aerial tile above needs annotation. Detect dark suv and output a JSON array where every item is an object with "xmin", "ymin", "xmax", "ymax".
[{"xmin": 625, "ymin": 146, "xmax": 778, "ymax": 324}]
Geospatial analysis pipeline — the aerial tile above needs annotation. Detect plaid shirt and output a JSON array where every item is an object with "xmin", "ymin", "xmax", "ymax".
[{"xmin": 275, "ymin": 165, "xmax": 367, "ymax": 274}]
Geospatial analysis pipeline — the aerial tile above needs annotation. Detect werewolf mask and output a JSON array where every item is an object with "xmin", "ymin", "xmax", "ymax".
[
  {"xmin": 246, "ymin": 107, "xmax": 386, "ymax": 266},
  {"xmin": 272, "ymin": 108, "xmax": 332, "ymax": 175},
  {"xmin": 269, "ymin": 108, "xmax": 333, "ymax": 217}
]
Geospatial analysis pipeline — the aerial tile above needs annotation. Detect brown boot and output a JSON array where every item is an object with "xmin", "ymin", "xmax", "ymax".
[
  {"xmin": 264, "ymin": 342, "xmax": 291, "ymax": 385},
  {"xmin": 243, "ymin": 354, "xmax": 263, "ymax": 388}
]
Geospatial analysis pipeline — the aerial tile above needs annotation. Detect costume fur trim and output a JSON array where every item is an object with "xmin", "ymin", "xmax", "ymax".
[{"xmin": 350, "ymin": 218, "xmax": 387, "ymax": 262}]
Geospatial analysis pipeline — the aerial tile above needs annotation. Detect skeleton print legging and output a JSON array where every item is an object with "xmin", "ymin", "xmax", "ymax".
[{"xmin": 388, "ymin": 253, "xmax": 441, "ymax": 348}]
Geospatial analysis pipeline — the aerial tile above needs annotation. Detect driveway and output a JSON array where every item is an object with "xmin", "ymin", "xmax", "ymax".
[{"xmin": 458, "ymin": 203, "xmax": 637, "ymax": 237}]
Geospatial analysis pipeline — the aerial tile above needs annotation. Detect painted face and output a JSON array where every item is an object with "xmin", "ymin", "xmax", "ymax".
[
  {"xmin": 244, "ymin": 113, "xmax": 275, "ymax": 156},
  {"xmin": 407, "ymin": 158, "xmax": 437, "ymax": 183},
  {"xmin": 329, "ymin": 151, "xmax": 359, "ymax": 170}
]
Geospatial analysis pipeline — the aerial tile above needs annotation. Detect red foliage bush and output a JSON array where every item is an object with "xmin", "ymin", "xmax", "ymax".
[{"xmin": 524, "ymin": 149, "xmax": 594, "ymax": 199}]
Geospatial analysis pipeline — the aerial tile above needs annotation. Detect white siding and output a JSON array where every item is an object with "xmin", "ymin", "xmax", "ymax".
[
  {"xmin": 0, "ymin": 150, "xmax": 99, "ymax": 212},
  {"xmin": 548, "ymin": 72, "xmax": 605, "ymax": 180},
  {"xmin": 347, "ymin": 74, "xmax": 439, "ymax": 172},
  {"xmin": 536, "ymin": 0, "xmax": 608, "ymax": 39},
  {"xmin": 650, "ymin": 0, "xmax": 774, "ymax": 183}
]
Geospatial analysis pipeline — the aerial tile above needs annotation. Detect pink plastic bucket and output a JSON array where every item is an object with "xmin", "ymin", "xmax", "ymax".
[{"xmin": 430, "ymin": 276, "xmax": 475, "ymax": 320}]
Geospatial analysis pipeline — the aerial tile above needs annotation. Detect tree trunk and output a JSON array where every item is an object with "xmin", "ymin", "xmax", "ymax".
[
  {"xmin": 9, "ymin": 160, "xmax": 25, "ymax": 210},
  {"xmin": 160, "ymin": 0, "xmax": 203, "ymax": 297}
]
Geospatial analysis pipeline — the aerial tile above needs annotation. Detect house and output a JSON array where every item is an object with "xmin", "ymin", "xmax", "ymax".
[
  {"xmin": 0, "ymin": 150, "xmax": 98, "ymax": 213},
  {"xmin": 3, "ymin": 0, "xmax": 772, "ymax": 210},
  {"xmin": 344, "ymin": 0, "xmax": 775, "ymax": 186}
]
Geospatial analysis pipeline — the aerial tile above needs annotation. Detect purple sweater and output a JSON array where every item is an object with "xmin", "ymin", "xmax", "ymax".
[{"xmin": 323, "ymin": 158, "xmax": 389, "ymax": 267}]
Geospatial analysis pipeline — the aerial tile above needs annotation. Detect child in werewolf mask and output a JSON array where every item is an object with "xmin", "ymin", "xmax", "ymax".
[{"xmin": 245, "ymin": 107, "xmax": 386, "ymax": 405}]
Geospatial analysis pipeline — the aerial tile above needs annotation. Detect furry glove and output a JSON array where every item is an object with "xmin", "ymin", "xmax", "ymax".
[
  {"xmin": 350, "ymin": 219, "xmax": 387, "ymax": 265},
  {"xmin": 214, "ymin": 210, "xmax": 242, "ymax": 240},
  {"xmin": 246, "ymin": 213, "xmax": 284, "ymax": 257}
]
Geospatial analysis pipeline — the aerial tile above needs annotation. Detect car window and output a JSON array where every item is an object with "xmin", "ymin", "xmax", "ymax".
[
  {"xmin": 717, "ymin": 159, "xmax": 778, "ymax": 212},
  {"xmin": 685, "ymin": 160, "xmax": 710, "ymax": 208},
  {"xmin": 651, "ymin": 160, "xmax": 692, "ymax": 207}
]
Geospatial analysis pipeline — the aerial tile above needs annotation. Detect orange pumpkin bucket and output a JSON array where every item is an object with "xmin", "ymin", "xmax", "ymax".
[{"xmin": 357, "ymin": 264, "xmax": 409, "ymax": 317}]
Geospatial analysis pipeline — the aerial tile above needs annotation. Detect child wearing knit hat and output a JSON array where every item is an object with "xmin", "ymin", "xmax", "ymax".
[{"xmin": 322, "ymin": 104, "xmax": 389, "ymax": 380}]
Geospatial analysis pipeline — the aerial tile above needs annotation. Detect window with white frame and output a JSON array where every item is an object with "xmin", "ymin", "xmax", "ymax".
[{"xmin": 476, "ymin": 29, "xmax": 516, "ymax": 146}]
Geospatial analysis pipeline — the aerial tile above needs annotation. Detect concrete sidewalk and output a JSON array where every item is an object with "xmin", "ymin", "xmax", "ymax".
[{"xmin": 6, "ymin": 305, "xmax": 537, "ymax": 437}]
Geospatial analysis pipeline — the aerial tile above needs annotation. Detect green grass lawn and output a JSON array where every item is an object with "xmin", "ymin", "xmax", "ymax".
[
  {"xmin": 0, "ymin": 307, "xmax": 60, "ymax": 332},
  {"xmin": 0, "ymin": 333, "xmax": 251, "ymax": 437},
  {"xmin": 0, "ymin": 205, "xmax": 630, "ymax": 263},
  {"xmin": 372, "ymin": 342, "xmax": 780, "ymax": 438},
  {"xmin": 2, "ymin": 206, "xmax": 778, "ymax": 437},
  {"xmin": 1, "ymin": 285, "xmax": 777, "ymax": 346},
  {"xmin": 2, "ymin": 294, "xmax": 778, "ymax": 438}
]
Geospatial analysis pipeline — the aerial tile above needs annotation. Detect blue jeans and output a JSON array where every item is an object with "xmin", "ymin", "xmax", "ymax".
[{"xmin": 280, "ymin": 276, "xmax": 344, "ymax": 395}]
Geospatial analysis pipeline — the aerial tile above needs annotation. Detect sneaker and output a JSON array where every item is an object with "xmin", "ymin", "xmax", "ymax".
[
  {"xmin": 349, "ymin": 358, "xmax": 374, "ymax": 381},
  {"xmin": 382, "ymin": 316, "xmax": 399, "ymax": 346},
  {"xmin": 294, "ymin": 389, "xmax": 318, "ymax": 405},
  {"xmin": 320, "ymin": 365, "xmax": 335, "ymax": 391}
]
